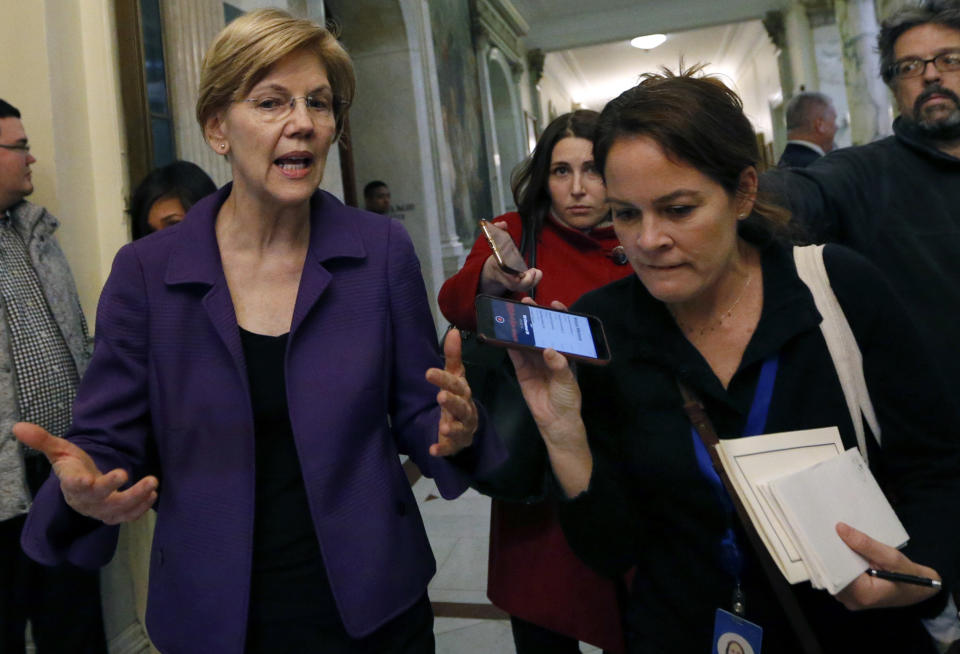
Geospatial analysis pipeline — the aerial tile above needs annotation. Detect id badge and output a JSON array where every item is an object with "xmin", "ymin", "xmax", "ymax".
[{"xmin": 713, "ymin": 608, "xmax": 762, "ymax": 654}]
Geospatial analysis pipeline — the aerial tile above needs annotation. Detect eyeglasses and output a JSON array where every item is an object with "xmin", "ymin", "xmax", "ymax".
[
  {"xmin": 241, "ymin": 94, "xmax": 338, "ymax": 123},
  {"xmin": 889, "ymin": 51, "xmax": 960, "ymax": 79},
  {"xmin": 0, "ymin": 143, "xmax": 30, "ymax": 155}
]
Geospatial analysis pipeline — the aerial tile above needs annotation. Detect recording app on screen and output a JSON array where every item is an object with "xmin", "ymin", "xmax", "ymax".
[{"xmin": 490, "ymin": 299, "xmax": 598, "ymax": 358}]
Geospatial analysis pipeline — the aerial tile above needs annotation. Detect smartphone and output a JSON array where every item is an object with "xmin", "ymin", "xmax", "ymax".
[
  {"xmin": 479, "ymin": 220, "xmax": 528, "ymax": 275},
  {"xmin": 474, "ymin": 294, "xmax": 611, "ymax": 365}
]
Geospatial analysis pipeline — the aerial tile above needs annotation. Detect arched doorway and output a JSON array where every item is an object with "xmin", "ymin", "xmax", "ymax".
[{"xmin": 486, "ymin": 49, "xmax": 525, "ymax": 213}]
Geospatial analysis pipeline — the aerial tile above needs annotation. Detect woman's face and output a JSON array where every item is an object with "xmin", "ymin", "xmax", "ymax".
[
  {"xmin": 726, "ymin": 642, "xmax": 746, "ymax": 654},
  {"xmin": 604, "ymin": 135, "xmax": 754, "ymax": 306},
  {"xmin": 206, "ymin": 49, "xmax": 336, "ymax": 209},
  {"xmin": 147, "ymin": 195, "xmax": 186, "ymax": 232},
  {"xmin": 547, "ymin": 137, "xmax": 607, "ymax": 229}
]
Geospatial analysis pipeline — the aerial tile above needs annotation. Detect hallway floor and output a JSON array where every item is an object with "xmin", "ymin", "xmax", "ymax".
[{"xmin": 412, "ymin": 474, "xmax": 602, "ymax": 653}]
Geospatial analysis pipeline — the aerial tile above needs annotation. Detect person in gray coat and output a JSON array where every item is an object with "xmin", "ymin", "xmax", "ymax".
[{"xmin": 0, "ymin": 98, "xmax": 104, "ymax": 653}]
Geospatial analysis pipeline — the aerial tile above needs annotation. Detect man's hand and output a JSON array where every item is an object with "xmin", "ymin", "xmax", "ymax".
[
  {"xmin": 425, "ymin": 328, "xmax": 478, "ymax": 457},
  {"xmin": 13, "ymin": 422, "xmax": 158, "ymax": 525}
]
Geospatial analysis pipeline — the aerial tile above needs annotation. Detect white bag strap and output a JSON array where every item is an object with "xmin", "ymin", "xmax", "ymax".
[{"xmin": 793, "ymin": 245, "xmax": 881, "ymax": 462}]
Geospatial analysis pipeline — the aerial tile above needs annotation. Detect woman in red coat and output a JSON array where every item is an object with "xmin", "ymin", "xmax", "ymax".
[{"xmin": 438, "ymin": 111, "xmax": 633, "ymax": 653}]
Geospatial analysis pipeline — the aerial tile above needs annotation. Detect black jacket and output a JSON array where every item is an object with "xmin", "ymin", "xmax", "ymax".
[
  {"xmin": 777, "ymin": 142, "xmax": 823, "ymax": 168},
  {"xmin": 561, "ymin": 240, "xmax": 960, "ymax": 654},
  {"xmin": 762, "ymin": 118, "xmax": 960, "ymax": 388}
]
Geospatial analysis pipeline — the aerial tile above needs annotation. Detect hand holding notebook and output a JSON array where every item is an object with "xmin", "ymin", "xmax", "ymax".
[{"xmin": 714, "ymin": 427, "xmax": 916, "ymax": 595}]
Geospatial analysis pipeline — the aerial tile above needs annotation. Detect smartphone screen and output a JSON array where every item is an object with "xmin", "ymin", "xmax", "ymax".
[{"xmin": 474, "ymin": 295, "xmax": 611, "ymax": 364}]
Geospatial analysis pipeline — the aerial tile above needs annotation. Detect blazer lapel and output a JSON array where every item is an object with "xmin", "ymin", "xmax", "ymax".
[
  {"xmin": 164, "ymin": 186, "xmax": 248, "ymax": 381},
  {"xmin": 163, "ymin": 187, "xmax": 369, "ymax": 365},
  {"xmin": 290, "ymin": 191, "xmax": 367, "ymax": 338}
]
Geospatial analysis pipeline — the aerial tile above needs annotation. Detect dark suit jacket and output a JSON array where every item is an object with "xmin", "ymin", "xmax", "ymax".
[
  {"xmin": 777, "ymin": 142, "xmax": 823, "ymax": 168},
  {"xmin": 21, "ymin": 186, "xmax": 506, "ymax": 652}
]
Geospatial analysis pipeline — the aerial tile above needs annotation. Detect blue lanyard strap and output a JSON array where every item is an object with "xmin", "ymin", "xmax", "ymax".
[
  {"xmin": 690, "ymin": 355, "xmax": 779, "ymax": 580},
  {"xmin": 744, "ymin": 354, "xmax": 779, "ymax": 437}
]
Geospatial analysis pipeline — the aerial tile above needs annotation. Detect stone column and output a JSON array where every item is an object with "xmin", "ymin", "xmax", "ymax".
[
  {"xmin": 399, "ymin": 0, "xmax": 465, "ymax": 296},
  {"xmin": 835, "ymin": 0, "xmax": 893, "ymax": 144},
  {"xmin": 160, "ymin": 0, "xmax": 231, "ymax": 185},
  {"xmin": 784, "ymin": 3, "xmax": 820, "ymax": 94}
]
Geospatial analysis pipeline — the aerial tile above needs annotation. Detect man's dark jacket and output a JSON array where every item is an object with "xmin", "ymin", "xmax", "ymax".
[
  {"xmin": 762, "ymin": 117, "xmax": 960, "ymax": 386},
  {"xmin": 777, "ymin": 141, "xmax": 823, "ymax": 168}
]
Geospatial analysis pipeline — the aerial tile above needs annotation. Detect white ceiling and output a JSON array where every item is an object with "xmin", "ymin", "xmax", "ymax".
[
  {"xmin": 540, "ymin": 19, "xmax": 774, "ymax": 110},
  {"xmin": 506, "ymin": 0, "xmax": 788, "ymax": 110},
  {"xmin": 510, "ymin": 0, "xmax": 789, "ymax": 51}
]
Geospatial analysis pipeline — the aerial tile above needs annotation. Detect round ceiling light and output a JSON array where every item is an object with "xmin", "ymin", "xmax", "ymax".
[{"xmin": 630, "ymin": 34, "xmax": 667, "ymax": 50}]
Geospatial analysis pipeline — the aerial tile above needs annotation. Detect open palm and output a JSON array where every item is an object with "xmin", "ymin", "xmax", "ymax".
[{"xmin": 13, "ymin": 422, "xmax": 158, "ymax": 525}]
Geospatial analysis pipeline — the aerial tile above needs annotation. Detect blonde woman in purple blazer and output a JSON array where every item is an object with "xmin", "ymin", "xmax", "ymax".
[{"xmin": 15, "ymin": 10, "xmax": 504, "ymax": 653}]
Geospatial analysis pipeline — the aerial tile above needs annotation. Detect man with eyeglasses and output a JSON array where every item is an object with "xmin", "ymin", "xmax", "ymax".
[
  {"xmin": 763, "ymin": 1, "xmax": 960, "ymax": 391},
  {"xmin": 0, "ymin": 99, "xmax": 106, "ymax": 653}
]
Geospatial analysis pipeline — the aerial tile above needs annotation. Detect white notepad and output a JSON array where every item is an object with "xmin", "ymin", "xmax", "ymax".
[
  {"xmin": 715, "ymin": 427, "xmax": 908, "ymax": 594},
  {"xmin": 716, "ymin": 427, "xmax": 846, "ymax": 584},
  {"xmin": 766, "ymin": 448, "xmax": 909, "ymax": 594}
]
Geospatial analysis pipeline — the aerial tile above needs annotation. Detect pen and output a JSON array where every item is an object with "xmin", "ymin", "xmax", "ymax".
[{"xmin": 866, "ymin": 568, "xmax": 942, "ymax": 588}]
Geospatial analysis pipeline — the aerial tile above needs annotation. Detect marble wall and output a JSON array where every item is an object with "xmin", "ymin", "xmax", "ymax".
[
  {"xmin": 428, "ymin": 2, "xmax": 494, "ymax": 246},
  {"xmin": 538, "ymin": 54, "xmax": 578, "ymax": 125},
  {"xmin": 812, "ymin": 20, "xmax": 854, "ymax": 149},
  {"xmin": 734, "ymin": 22, "xmax": 783, "ymax": 148},
  {"xmin": 835, "ymin": 0, "xmax": 893, "ymax": 144}
]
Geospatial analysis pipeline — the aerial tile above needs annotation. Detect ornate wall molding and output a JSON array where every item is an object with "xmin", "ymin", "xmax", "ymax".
[
  {"xmin": 763, "ymin": 10, "xmax": 787, "ymax": 49},
  {"xmin": 470, "ymin": 0, "xmax": 528, "ymax": 66}
]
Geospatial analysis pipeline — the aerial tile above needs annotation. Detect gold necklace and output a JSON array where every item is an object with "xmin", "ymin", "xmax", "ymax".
[{"xmin": 673, "ymin": 272, "xmax": 753, "ymax": 337}]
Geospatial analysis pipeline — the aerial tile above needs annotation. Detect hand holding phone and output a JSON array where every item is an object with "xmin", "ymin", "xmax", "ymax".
[
  {"xmin": 477, "ymin": 221, "xmax": 542, "ymax": 296},
  {"xmin": 474, "ymin": 294, "xmax": 611, "ymax": 365},
  {"xmin": 486, "ymin": 297, "xmax": 596, "ymax": 497},
  {"xmin": 480, "ymin": 220, "xmax": 527, "ymax": 275}
]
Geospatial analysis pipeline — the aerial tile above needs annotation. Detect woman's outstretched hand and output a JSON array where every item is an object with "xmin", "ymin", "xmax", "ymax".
[
  {"xmin": 507, "ymin": 299, "xmax": 593, "ymax": 497},
  {"xmin": 13, "ymin": 422, "xmax": 158, "ymax": 525},
  {"xmin": 425, "ymin": 328, "xmax": 478, "ymax": 457},
  {"xmin": 835, "ymin": 522, "xmax": 941, "ymax": 610}
]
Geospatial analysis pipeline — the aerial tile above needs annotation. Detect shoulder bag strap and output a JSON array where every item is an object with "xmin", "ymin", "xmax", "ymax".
[
  {"xmin": 793, "ymin": 244, "xmax": 880, "ymax": 462},
  {"xmin": 677, "ymin": 381, "xmax": 825, "ymax": 654}
]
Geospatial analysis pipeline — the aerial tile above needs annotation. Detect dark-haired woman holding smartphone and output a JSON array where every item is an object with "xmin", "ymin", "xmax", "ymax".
[{"xmin": 439, "ymin": 110, "xmax": 632, "ymax": 653}]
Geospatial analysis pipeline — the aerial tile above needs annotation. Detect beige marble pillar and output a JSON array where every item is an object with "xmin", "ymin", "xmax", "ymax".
[
  {"xmin": 835, "ymin": 0, "xmax": 893, "ymax": 144},
  {"xmin": 160, "ymin": 0, "xmax": 231, "ymax": 186},
  {"xmin": 784, "ymin": 3, "xmax": 820, "ymax": 94}
]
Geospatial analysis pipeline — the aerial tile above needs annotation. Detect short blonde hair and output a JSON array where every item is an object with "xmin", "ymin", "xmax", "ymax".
[{"xmin": 196, "ymin": 8, "xmax": 355, "ymax": 140}]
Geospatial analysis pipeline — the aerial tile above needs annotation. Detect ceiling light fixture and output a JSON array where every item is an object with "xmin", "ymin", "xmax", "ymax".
[{"xmin": 630, "ymin": 34, "xmax": 667, "ymax": 50}]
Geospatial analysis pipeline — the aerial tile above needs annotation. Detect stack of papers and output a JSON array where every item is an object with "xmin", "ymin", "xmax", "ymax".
[{"xmin": 716, "ymin": 427, "xmax": 908, "ymax": 595}]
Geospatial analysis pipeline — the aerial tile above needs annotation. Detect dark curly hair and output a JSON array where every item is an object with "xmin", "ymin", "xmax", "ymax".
[{"xmin": 593, "ymin": 65, "xmax": 792, "ymax": 239}]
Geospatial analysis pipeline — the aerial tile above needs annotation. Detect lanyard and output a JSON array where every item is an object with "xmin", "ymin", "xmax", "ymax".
[{"xmin": 690, "ymin": 355, "xmax": 779, "ymax": 602}]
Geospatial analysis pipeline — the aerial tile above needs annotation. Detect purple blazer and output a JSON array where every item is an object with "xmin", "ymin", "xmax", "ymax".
[{"xmin": 21, "ymin": 187, "xmax": 505, "ymax": 652}]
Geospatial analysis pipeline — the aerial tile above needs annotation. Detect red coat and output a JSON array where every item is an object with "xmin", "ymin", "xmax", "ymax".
[{"xmin": 438, "ymin": 212, "xmax": 633, "ymax": 651}]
